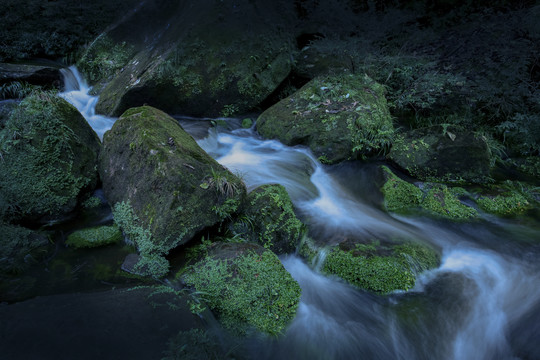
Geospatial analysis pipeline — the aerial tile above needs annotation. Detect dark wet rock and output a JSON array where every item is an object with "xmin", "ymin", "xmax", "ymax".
[
  {"xmin": 81, "ymin": 0, "xmax": 296, "ymax": 118},
  {"xmin": 100, "ymin": 106, "xmax": 246, "ymax": 277},
  {"xmin": 0, "ymin": 91, "xmax": 100, "ymax": 223},
  {"xmin": 0, "ymin": 222, "xmax": 48, "ymax": 275},
  {"xmin": 388, "ymin": 125, "xmax": 493, "ymax": 184},
  {"xmin": 0, "ymin": 63, "xmax": 62, "ymax": 89},
  {"xmin": 256, "ymin": 73, "xmax": 393, "ymax": 164}
]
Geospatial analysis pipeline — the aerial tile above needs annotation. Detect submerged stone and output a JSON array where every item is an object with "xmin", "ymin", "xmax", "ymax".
[
  {"xmin": 230, "ymin": 184, "xmax": 305, "ymax": 254},
  {"xmin": 0, "ymin": 222, "xmax": 48, "ymax": 274},
  {"xmin": 183, "ymin": 242, "xmax": 301, "ymax": 335},
  {"xmin": 65, "ymin": 225, "xmax": 123, "ymax": 249},
  {"xmin": 256, "ymin": 73, "xmax": 393, "ymax": 164},
  {"xmin": 0, "ymin": 91, "xmax": 100, "ymax": 223},
  {"xmin": 100, "ymin": 106, "xmax": 246, "ymax": 277},
  {"xmin": 388, "ymin": 125, "xmax": 493, "ymax": 184}
]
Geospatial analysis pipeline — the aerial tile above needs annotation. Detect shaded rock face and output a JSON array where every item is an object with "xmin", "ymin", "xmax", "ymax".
[
  {"xmin": 81, "ymin": 0, "xmax": 296, "ymax": 117},
  {"xmin": 0, "ymin": 91, "xmax": 100, "ymax": 223},
  {"xmin": 0, "ymin": 222, "xmax": 48, "ymax": 275},
  {"xmin": 99, "ymin": 106, "xmax": 246, "ymax": 257},
  {"xmin": 388, "ymin": 125, "xmax": 493, "ymax": 183},
  {"xmin": 256, "ymin": 73, "xmax": 393, "ymax": 163},
  {"xmin": 230, "ymin": 184, "xmax": 305, "ymax": 254},
  {"xmin": 0, "ymin": 63, "xmax": 63, "ymax": 89}
]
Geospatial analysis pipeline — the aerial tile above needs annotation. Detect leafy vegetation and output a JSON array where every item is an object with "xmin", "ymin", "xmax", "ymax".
[{"xmin": 0, "ymin": 222, "xmax": 48, "ymax": 274}]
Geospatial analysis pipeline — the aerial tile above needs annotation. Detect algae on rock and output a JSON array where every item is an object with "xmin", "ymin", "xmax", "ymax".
[{"xmin": 256, "ymin": 73, "xmax": 394, "ymax": 164}]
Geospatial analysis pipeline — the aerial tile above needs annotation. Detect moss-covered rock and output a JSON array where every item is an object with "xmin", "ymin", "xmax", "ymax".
[
  {"xmin": 380, "ymin": 166, "xmax": 478, "ymax": 220},
  {"xmin": 88, "ymin": 0, "xmax": 296, "ymax": 117},
  {"xmin": 476, "ymin": 181, "xmax": 535, "ymax": 217},
  {"xmin": 65, "ymin": 225, "xmax": 123, "ymax": 249},
  {"xmin": 388, "ymin": 125, "xmax": 493, "ymax": 184},
  {"xmin": 183, "ymin": 242, "xmax": 301, "ymax": 336},
  {"xmin": 309, "ymin": 237, "xmax": 440, "ymax": 294},
  {"xmin": 0, "ymin": 91, "xmax": 100, "ymax": 223},
  {"xmin": 100, "ymin": 106, "xmax": 246, "ymax": 277},
  {"xmin": 256, "ymin": 73, "xmax": 394, "ymax": 164},
  {"xmin": 230, "ymin": 184, "xmax": 305, "ymax": 254},
  {"xmin": 0, "ymin": 222, "xmax": 48, "ymax": 274}
]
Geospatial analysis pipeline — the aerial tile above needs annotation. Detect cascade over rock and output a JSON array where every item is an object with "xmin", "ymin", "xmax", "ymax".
[
  {"xmin": 80, "ymin": 0, "xmax": 296, "ymax": 118},
  {"xmin": 99, "ymin": 106, "xmax": 246, "ymax": 269}
]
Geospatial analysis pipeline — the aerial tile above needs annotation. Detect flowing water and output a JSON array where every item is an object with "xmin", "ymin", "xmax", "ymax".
[{"xmin": 60, "ymin": 67, "xmax": 540, "ymax": 359}]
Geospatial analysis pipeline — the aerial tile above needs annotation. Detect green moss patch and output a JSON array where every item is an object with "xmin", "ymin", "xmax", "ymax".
[
  {"xmin": 381, "ymin": 166, "xmax": 478, "ymax": 220},
  {"xmin": 322, "ymin": 240, "xmax": 440, "ymax": 294},
  {"xmin": 183, "ymin": 243, "xmax": 301, "ymax": 336},
  {"xmin": 476, "ymin": 181, "xmax": 535, "ymax": 217},
  {"xmin": 66, "ymin": 225, "xmax": 123, "ymax": 249}
]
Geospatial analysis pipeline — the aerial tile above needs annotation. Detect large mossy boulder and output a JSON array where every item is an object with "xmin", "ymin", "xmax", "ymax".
[
  {"xmin": 81, "ymin": 0, "xmax": 296, "ymax": 117},
  {"xmin": 183, "ymin": 242, "xmax": 301, "ymax": 336},
  {"xmin": 0, "ymin": 91, "xmax": 100, "ymax": 223},
  {"xmin": 380, "ymin": 166, "xmax": 478, "ymax": 220},
  {"xmin": 0, "ymin": 222, "xmax": 48, "ymax": 274},
  {"xmin": 100, "ymin": 106, "xmax": 246, "ymax": 277},
  {"xmin": 301, "ymin": 237, "xmax": 440, "ymax": 294},
  {"xmin": 229, "ymin": 184, "xmax": 305, "ymax": 254},
  {"xmin": 388, "ymin": 125, "xmax": 493, "ymax": 183},
  {"xmin": 256, "ymin": 73, "xmax": 394, "ymax": 164}
]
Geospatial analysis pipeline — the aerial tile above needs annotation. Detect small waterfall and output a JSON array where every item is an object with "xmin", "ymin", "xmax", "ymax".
[{"xmin": 59, "ymin": 66, "xmax": 116, "ymax": 139}]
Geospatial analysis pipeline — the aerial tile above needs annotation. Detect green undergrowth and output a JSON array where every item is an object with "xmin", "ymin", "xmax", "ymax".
[{"xmin": 112, "ymin": 201, "xmax": 169, "ymax": 278}]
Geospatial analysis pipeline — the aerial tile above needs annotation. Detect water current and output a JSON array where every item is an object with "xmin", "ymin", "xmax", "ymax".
[{"xmin": 60, "ymin": 66, "xmax": 540, "ymax": 360}]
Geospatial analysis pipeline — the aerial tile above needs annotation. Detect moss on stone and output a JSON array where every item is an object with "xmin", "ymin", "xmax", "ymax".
[
  {"xmin": 0, "ymin": 91, "xmax": 100, "ymax": 222},
  {"xmin": 256, "ymin": 73, "xmax": 393, "ymax": 163},
  {"xmin": 183, "ymin": 243, "xmax": 301, "ymax": 336},
  {"xmin": 422, "ymin": 184, "xmax": 478, "ymax": 220},
  {"xmin": 388, "ymin": 125, "xmax": 493, "ymax": 184},
  {"xmin": 66, "ymin": 225, "xmax": 123, "ymax": 249},
  {"xmin": 230, "ymin": 184, "xmax": 305, "ymax": 254},
  {"xmin": 476, "ymin": 181, "xmax": 534, "ymax": 216},
  {"xmin": 321, "ymin": 239, "xmax": 440, "ymax": 294},
  {"xmin": 100, "ymin": 106, "xmax": 246, "ymax": 263},
  {"xmin": 380, "ymin": 166, "xmax": 478, "ymax": 220},
  {"xmin": 381, "ymin": 166, "xmax": 423, "ymax": 213}
]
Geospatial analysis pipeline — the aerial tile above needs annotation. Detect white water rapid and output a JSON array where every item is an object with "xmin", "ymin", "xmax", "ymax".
[
  {"xmin": 59, "ymin": 66, "xmax": 116, "ymax": 139},
  {"xmin": 62, "ymin": 67, "xmax": 540, "ymax": 360}
]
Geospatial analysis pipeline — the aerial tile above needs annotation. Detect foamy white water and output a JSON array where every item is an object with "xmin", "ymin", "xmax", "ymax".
[{"xmin": 59, "ymin": 66, "xmax": 116, "ymax": 139}]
